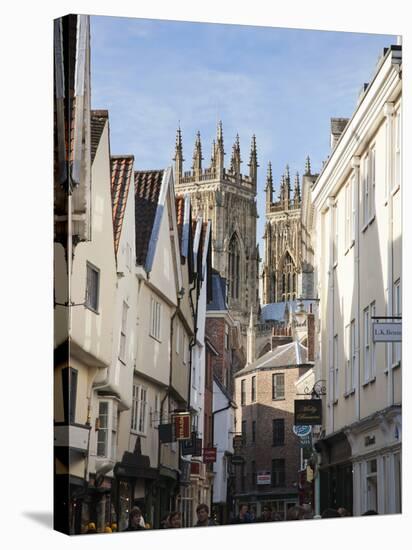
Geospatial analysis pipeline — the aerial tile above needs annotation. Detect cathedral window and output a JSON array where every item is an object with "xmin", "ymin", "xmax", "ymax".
[
  {"xmin": 280, "ymin": 252, "xmax": 296, "ymax": 301},
  {"xmin": 228, "ymin": 234, "xmax": 241, "ymax": 300}
]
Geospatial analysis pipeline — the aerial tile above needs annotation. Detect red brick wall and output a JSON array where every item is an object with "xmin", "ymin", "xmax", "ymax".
[{"xmin": 234, "ymin": 367, "xmax": 302, "ymax": 496}]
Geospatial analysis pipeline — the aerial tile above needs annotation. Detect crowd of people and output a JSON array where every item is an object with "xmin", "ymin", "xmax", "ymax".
[{"xmin": 84, "ymin": 502, "xmax": 378, "ymax": 534}]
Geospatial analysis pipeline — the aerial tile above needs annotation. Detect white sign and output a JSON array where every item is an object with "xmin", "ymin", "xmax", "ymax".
[
  {"xmin": 293, "ymin": 425, "xmax": 312, "ymax": 438},
  {"xmin": 257, "ymin": 472, "xmax": 271, "ymax": 485},
  {"xmin": 373, "ymin": 322, "xmax": 402, "ymax": 342}
]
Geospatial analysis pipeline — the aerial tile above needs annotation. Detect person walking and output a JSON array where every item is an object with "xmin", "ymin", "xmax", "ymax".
[
  {"xmin": 258, "ymin": 505, "xmax": 273, "ymax": 522},
  {"xmin": 123, "ymin": 507, "xmax": 146, "ymax": 531},
  {"xmin": 232, "ymin": 504, "xmax": 252, "ymax": 524},
  {"xmin": 195, "ymin": 504, "xmax": 218, "ymax": 526},
  {"xmin": 164, "ymin": 511, "xmax": 182, "ymax": 528}
]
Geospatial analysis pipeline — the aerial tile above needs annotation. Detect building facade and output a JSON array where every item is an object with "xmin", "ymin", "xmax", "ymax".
[
  {"xmin": 262, "ymin": 159, "xmax": 317, "ymax": 305},
  {"xmin": 312, "ymin": 45, "xmax": 402, "ymax": 516},
  {"xmin": 174, "ymin": 123, "xmax": 259, "ymax": 329},
  {"xmin": 233, "ymin": 339, "xmax": 312, "ymax": 519}
]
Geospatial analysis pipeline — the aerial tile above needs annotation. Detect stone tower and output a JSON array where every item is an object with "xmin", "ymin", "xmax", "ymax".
[
  {"xmin": 262, "ymin": 157, "xmax": 317, "ymax": 305},
  {"xmin": 174, "ymin": 122, "xmax": 259, "ymax": 328}
]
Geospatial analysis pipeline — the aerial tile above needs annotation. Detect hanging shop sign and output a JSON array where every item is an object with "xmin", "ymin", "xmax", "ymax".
[
  {"xmin": 159, "ymin": 423, "xmax": 174, "ymax": 443},
  {"xmin": 257, "ymin": 471, "xmax": 271, "ymax": 485},
  {"xmin": 233, "ymin": 434, "xmax": 243, "ymax": 451},
  {"xmin": 292, "ymin": 425, "xmax": 312, "ymax": 438},
  {"xmin": 203, "ymin": 447, "xmax": 217, "ymax": 463},
  {"xmin": 231, "ymin": 455, "xmax": 245, "ymax": 465},
  {"xmin": 373, "ymin": 322, "xmax": 402, "ymax": 342},
  {"xmin": 294, "ymin": 399, "xmax": 322, "ymax": 426},
  {"xmin": 173, "ymin": 413, "xmax": 192, "ymax": 440}
]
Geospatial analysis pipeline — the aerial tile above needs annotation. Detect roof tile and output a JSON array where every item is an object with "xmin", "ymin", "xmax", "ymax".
[
  {"xmin": 134, "ymin": 169, "xmax": 164, "ymax": 266},
  {"xmin": 110, "ymin": 155, "xmax": 134, "ymax": 256}
]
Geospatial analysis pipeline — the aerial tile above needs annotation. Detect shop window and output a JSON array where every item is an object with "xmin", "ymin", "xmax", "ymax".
[{"xmin": 366, "ymin": 459, "xmax": 378, "ymax": 513}]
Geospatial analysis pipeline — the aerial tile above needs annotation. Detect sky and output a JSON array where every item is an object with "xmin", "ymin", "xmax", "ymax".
[{"xmin": 90, "ymin": 15, "xmax": 395, "ymax": 256}]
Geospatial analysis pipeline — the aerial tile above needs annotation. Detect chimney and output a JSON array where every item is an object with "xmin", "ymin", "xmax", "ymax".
[
  {"xmin": 330, "ymin": 118, "xmax": 349, "ymax": 149},
  {"xmin": 307, "ymin": 313, "xmax": 315, "ymax": 362}
]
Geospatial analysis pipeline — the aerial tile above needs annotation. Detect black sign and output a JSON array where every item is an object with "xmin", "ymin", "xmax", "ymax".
[
  {"xmin": 231, "ymin": 455, "xmax": 245, "ymax": 465},
  {"xmin": 181, "ymin": 432, "xmax": 203, "ymax": 456},
  {"xmin": 159, "ymin": 423, "xmax": 174, "ymax": 443},
  {"xmin": 294, "ymin": 399, "xmax": 322, "ymax": 426}
]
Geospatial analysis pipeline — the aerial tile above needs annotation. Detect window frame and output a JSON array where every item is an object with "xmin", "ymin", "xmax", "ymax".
[
  {"xmin": 149, "ymin": 296, "xmax": 162, "ymax": 341},
  {"xmin": 119, "ymin": 300, "xmax": 129, "ymax": 363},
  {"xmin": 272, "ymin": 418, "xmax": 285, "ymax": 447},
  {"xmin": 251, "ymin": 375, "xmax": 256, "ymax": 403},
  {"xmin": 241, "ymin": 379, "xmax": 246, "ymax": 406},
  {"xmin": 272, "ymin": 373, "xmax": 285, "ymax": 400},
  {"xmin": 272, "ymin": 458, "xmax": 286, "ymax": 488},
  {"xmin": 131, "ymin": 384, "xmax": 148, "ymax": 436},
  {"xmin": 85, "ymin": 261, "xmax": 100, "ymax": 313}
]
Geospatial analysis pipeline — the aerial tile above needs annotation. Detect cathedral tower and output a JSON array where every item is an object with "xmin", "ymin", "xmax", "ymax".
[
  {"xmin": 262, "ymin": 157, "xmax": 317, "ymax": 305},
  {"xmin": 174, "ymin": 122, "xmax": 259, "ymax": 328}
]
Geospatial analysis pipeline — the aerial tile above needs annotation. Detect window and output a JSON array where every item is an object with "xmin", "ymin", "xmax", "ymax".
[
  {"xmin": 363, "ymin": 307, "xmax": 370, "ymax": 382},
  {"xmin": 119, "ymin": 301, "xmax": 129, "ymax": 362},
  {"xmin": 394, "ymin": 109, "xmax": 401, "ymax": 190},
  {"xmin": 273, "ymin": 419, "xmax": 285, "ymax": 446},
  {"xmin": 366, "ymin": 459, "xmax": 378, "ymax": 513},
  {"xmin": 370, "ymin": 302, "xmax": 376, "ymax": 378},
  {"xmin": 272, "ymin": 373, "xmax": 285, "ymax": 400},
  {"xmin": 224, "ymin": 324, "xmax": 229, "ymax": 350},
  {"xmin": 281, "ymin": 252, "xmax": 296, "ymax": 301},
  {"xmin": 370, "ymin": 147, "xmax": 376, "ymax": 219},
  {"xmin": 351, "ymin": 320, "xmax": 356, "ymax": 392},
  {"xmin": 126, "ymin": 243, "xmax": 132, "ymax": 271},
  {"xmin": 150, "ymin": 296, "xmax": 161, "ymax": 340},
  {"xmin": 345, "ymin": 181, "xmax": 351, "ymax": 250},
  {"xmin": 392, "ymin": 279, "xmax": 401, "ymax": 366},
  {"xmin": 251, "ymin": 460, "xmax": 256, "ymax": 486},
  {"xmin": 251, "ymin": 376, "xmax": 256, "ymax": 402},
  {"xmin": 131, "ymin": 384, "xmax": 148, "ymax": 435},
  {"xmin": 228, "ymin": 234, "xmax": 240, "ymax": 300},
  {"xmin": 183, "ymin": 333, "xmax": 188, "ymax": 364},
  {"xmin": 345, "ymin": 324, "xmax": 352, "ymax": 394},
  {"xmin": 241, "ymin": 379, "xmax": 246, "ymax": 405},
  {"xmin": 333, "ymin": 202, "xmax": 339, "ymax": 265},
  {"xmin": 333, "ymin": 334, "xmax": 339, "ymax": 399},
  {"xmin": 362, "ymin": 153, "xmax": 369, "ymax": 226},
  {"xmin": 362, "ymin": 148, "xmax": 376, "ymax": 226},
  {"xmin": 97, "ymin": 400, "xmax": 118, "ymax": 459},
  {"xmin": 252, "ymin": 420, "xmax": 256, "ymax": 443},
  {"xmin": 272, "ymin": 459, "xmax": 285, "ymax": 487},
  {"xmin": 345, "ymin": 177, "xmax": 355, "ymax": 250},
  {"xmin": 241, "ymin": 420, "xmax": 247, "ymax": 444},
  {"xmin": 61, "ymin": 367, "xmax": 78, "ymax": 424},
  {"xmin": 85, "ymin": 262, "xmax": 100, "ymax": 312},
  {"xmin": 176, "ymin": 321, "xmax": 180, "ymax": 354}
]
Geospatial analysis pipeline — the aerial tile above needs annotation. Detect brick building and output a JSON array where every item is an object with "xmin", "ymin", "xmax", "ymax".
[{"xmin": 233, "ymin": 338, "xmax": 312, "ymax": 519}]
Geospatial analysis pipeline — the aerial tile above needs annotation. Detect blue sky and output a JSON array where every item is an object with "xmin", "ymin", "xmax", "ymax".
[{"xmin": 90, "ymin": 15, "xmax": 395, "ymax": 254}]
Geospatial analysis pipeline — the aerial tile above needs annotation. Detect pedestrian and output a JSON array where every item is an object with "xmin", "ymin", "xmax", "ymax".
[
  {"xmin": 286, "ymin": 505, "xmax": 306, "ymax": 520},
  {"xmin": 110, "ymin": 522, "xmax": 118, "ymax": 532},
  {"xmin": 104, "ymin": 525, "xmax": 112, "ymax": 533},
  {"xmin": 321, "ymin": 508, "xmax": 341, "ymax": 519},
  {"xmin": 232, "ymin": 504, "xmax": 252, "ymax": 524},
  {"xmin": 258, "ymin": 505, "xmax": 273, "ymax": 522},
  {"xmin": 123, "ymin": 506, "xmax": 146, "ymax": 531},
  {"xmin": 164, "ymin": 511, "xmax": 182, "ymax": 528},
  {"xmin": 195, "ymin": 503, "xmax": 218, "ymax": 526},
  {"xmin": 85, "ymin": 521, "xmax": 97, "ymax": 534},
  {"xmin": 337, "ymin": 507, "xmax": 350, "ymax": 517},
  {"xmin": 302, "ymin": 503, "xmax": 314, "ymax": 519},
  {"xmin": 272, "ymin": 512, "xmax": 283, "ymax": 521}
]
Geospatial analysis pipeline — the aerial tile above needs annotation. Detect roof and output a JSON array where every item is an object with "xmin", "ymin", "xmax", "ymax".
[
  {"xmin": 110, "ymin": 155, "xmax": 134, "ymax": 256},
  {"xmin": 213, "ymin": 375, "xmax": 236, "ymax": 406},
  {"xmin": 134, "ymin": 169, "xmax": 165, "ymax": 267},
  {"xmin": 235, "ymin": 340, "xmax": 309, "ymax": 377},
  {"xmin": 175, "ymin": 195, "xmax": 185, "ymax": 248},
  {"xmin": 207, "ymin": 271, "xmax": 227, "ymax": 311},
  {"xmin": 260, "ymin": 300, "xmax": 317, "ymax": 322},
  {"xmin": 91, "ymin": 110, "xmax": 108, "ymax": 164}
]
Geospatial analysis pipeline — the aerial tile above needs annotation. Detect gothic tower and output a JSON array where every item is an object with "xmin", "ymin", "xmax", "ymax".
[
  {"xmin": 174, "ymin": 122, "xmax": 259, "ymax": 328},
  {"xmin": 262, "ymin": 157, "xmax": 317, "ymax": 305}
]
